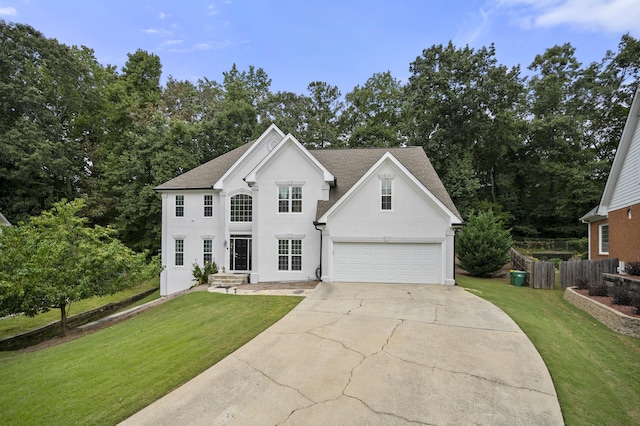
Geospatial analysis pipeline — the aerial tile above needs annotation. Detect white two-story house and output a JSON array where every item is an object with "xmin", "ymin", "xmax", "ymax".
[{"xmin": 155, "ymin": 124, "xmax": 462, "ymax": 296}]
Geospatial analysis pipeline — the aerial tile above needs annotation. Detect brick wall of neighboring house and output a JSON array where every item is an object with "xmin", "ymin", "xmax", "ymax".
[
  {"xmin": 589, "ymin": 218, "xmax": 609, "ymax": 260},
  {"xmin": 609, "ymin": 203, "xmax": 640, "ymax": 263}
]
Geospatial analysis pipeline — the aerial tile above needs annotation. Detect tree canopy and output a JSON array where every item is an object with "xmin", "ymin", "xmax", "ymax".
[
  {"xmin": 0, "ymin": 199, "xmax": 160, "ymax": 335},
  {"xmin": 1, "ymin": 19, "xmax": 639, "ymax": 249}
]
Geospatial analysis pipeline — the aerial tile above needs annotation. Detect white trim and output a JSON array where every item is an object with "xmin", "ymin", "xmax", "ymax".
[
  {"xmin": 275, "ymin": 233, "xmax": 306, "ymax": 239},
  {"xmin": 599, "ymin": 223, "xmax": 609, "ymax": 255},
  {"xmin": 330, "ymin": 236, "xmax": 445, "ymax": 244},
  {"xmin": 319, "ymin": 152, "xmax": 460, "ymax": 224},
  {"xmin": 598, "ymin": 88, "xmax": 640, "ymax": 216},
  {"xmin": 244, "ymin": 134, "xmax": 335, "ymax": 184},
  {"xmin": 213, "ymin": 124, "xmax": 286, "ymax": 190}
]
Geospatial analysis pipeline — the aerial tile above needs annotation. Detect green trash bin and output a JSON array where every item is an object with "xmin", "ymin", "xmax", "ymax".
[{"xmin": 510, "ymin": 270, "xmax": 527, "ymax": 286}]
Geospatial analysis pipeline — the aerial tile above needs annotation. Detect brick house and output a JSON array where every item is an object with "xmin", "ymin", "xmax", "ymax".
[{"xmin": 581, "ymin": 88, "xmax": 640, "ymax": 267}]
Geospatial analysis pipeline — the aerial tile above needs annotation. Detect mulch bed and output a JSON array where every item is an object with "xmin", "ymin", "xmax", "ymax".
[{"xmin": 573, "ymin": 289, "xmax": 640, "ymax": 319}]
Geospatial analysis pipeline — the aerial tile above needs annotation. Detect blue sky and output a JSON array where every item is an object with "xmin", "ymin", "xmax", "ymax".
[{"xmin": 1, "ymin": 0, "xmax": 639, "ymax": 94}]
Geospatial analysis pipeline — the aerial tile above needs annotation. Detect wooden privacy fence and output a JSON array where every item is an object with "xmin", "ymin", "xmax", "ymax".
[
  {"xmin": 509, "ymin": 248, "xmax": 555, "ymax": 289},
  {"xmin": 559, "ymin": 258, "xmax": 619, "ymax": 289}
]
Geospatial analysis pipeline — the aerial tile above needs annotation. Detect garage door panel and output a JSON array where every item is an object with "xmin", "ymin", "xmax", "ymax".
[{"xmin": 333, "ymin": 242, "xmax": 440, "ymax": 284}]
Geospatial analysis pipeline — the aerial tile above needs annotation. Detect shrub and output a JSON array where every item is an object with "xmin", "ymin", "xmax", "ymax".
[
  {"xmin": 610, "ymin": 284, "xmax": 633, "ymax": 306},
  {"xmin": 588, "ymin": 282, "xmax": 609, "ymax": 297},
  {"xmin": 192, "ymin": 261, "xmax": 218, "ymax": 286},
  {"xmin": 457, "ymin": 210, "xmax": 513, "ymax": 277},
  {"xmin": 626, "ymin": 262, "xmax": 640, "ymax": 276},
  {"xmin": 575, "ymin": 278, "xmax": 589, "ymax": 290}
]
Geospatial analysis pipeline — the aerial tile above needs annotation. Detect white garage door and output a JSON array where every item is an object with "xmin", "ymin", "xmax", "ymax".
[{"xmin": 333, "ymin": 242, "xmax": 441, "ymax": 284}]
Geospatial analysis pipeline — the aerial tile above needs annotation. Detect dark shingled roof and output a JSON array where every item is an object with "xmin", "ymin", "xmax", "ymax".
[
  {"xmin": 310, "ymin": 147, "xmax": 461, "ymax": 221},
  {"xmin": 154, "ymin": 142, "xmax": 255, "ymax": 190},
  {"xmin": 154, "ymin": 142, "xmax": 461, "ymax": 222}
]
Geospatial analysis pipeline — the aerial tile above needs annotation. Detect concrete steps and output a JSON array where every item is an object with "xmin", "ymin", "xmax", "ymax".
[{"xmin": 208, "ymin": 273, "xmax": 249, "ymax": 287}]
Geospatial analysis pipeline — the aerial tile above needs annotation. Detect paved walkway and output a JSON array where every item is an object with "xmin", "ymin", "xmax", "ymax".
[{"xmin": 121, "ymin": 282, "xmax": 564, "ymax": 425}]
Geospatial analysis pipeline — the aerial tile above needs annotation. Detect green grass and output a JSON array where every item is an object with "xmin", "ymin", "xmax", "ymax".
[
  {"xmin": 457, "ymin": 275, "xmax": 640, "ymax": 426},
  {"xmin": 0, "ymin": 291, "xmax": 302, "ymax": 425},
  {"xmin": 0, "ymin": 278, "xmax": 160, "ymax": 338}
]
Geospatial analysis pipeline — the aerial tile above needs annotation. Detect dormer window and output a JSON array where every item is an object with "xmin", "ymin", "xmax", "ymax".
[{"xmin": 278, "ymin": 186, "xmax": 302, "ymax": 213}]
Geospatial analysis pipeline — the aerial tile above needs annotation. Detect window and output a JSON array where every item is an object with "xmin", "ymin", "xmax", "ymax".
[
  {"xmin": 230, "ymin": 194, "xmax": 252, "ymax": 222},
  {"xmin": 175, "ymin": 195, "xmax": 184, "ymax": 217},
  {"xmin": 278, "ymin": 186, "xmax": 302, "ymax": 213},
  {"xmin": 203, "ymin": 239, "xmax": 213, "ymax": 264},
  {"xmin": 599, "ymin": 223, "xmax": 609, "ymax": 254},
  {"xmin": 204, "ymin": 195, "xmax": 213, "ymax": 217},
  {"xmin": 381, "ymin": 180, "xmax": 392, "ymax": 210},
  {"xmin": 175, "ymin": 239, "xmax": 184, "ymax": 266},
  {"xmin": 278, "ymin": 239, "xmax": 302, "ymax": 271}
]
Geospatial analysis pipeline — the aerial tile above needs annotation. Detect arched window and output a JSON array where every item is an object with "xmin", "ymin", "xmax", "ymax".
[{"xmin": 230, "ymin": 194, "xmax": 252, "ymax": 222}]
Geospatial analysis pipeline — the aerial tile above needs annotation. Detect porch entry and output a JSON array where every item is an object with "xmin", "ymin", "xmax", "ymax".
[{"xmin": 230, "ymin": 235, "xmax": 252, "ymax": 271}]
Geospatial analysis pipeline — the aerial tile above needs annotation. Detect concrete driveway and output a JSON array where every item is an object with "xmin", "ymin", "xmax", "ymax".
[{"xmin": 121, "ymin": 282, "xmax": 564, "ymax": 425}]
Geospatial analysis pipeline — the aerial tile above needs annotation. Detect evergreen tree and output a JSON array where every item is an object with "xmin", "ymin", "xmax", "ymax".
[{"xmin": 457, "ymin": 210, "xmax": 513, "ymax": 277}]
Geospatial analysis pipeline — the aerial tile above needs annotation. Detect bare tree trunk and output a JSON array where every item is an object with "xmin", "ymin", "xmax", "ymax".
[{"xmin": 59, "ymin": 302, "xmax": 68, "ymax": 337}]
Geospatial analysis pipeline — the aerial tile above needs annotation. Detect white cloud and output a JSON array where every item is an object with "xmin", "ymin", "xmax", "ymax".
[
  {"xmin": 141, "ymin": 28, "xmax": 173, "ymax": 36},
  {"xmin": 0, "ymin": 6, "xmax": 17, "ymax": 16},
  {"xmin": 161, "ymin": 39, "xmax": 184, "ymax": 47},
  {"xmin": 208, "ymin": 4, "xmax": 217, "ymax": 15},
  {"xmin": 159, "ymin": 12, "xmax": 168, "ymax": 19},
  {"xmin": 497, "ymin": 0, "xmax": 640, "ymax": 34}
]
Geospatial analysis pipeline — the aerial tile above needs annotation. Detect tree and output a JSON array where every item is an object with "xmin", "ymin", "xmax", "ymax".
[
  {"xmin": 303, "ymin": 81, "xmax": 344, "ymax": 147},
  {"xmin": 0, "ymin": 199, "xmax": 159, "ymax": 335},
  {"xmin": 518, "ymin": 43, "xmax": 602, "ymax": 237},
  {"xmin": 0, "ymin": 21, "xmax": 109, "ymax": 223},
  {"xmin": 406, "ymin": 42, "xmax": 525, "ymax": 218},
  {"xmin": 340, "ymin": 71, "xmax": 407, "ymax": 147},
  {"xmin": 457, "ymin": 210, "xmax": 513, "ymax": 277}
]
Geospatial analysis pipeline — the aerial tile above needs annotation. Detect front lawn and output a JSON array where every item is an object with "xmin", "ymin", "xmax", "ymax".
[
  {"xmin": 0, "ymin": 278, "xmax": 160, "ymax": 339},
  {"xmin": 0, "ymin": 291, "xmax": 301, "ymax": 425},
  {"xmin": 457, "ymin": 275, "xmax": 640, "ymax": 426}
]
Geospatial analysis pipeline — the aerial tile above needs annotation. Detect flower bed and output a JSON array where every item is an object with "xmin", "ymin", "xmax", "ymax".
[{"xmin": 564, "ymin": 287, "xmax": 640, "ymax": 338}]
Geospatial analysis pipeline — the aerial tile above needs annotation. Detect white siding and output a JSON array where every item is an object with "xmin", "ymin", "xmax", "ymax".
[{"xmin": 610, "ymin": 121, "xmax": 640, "ymax": 210}]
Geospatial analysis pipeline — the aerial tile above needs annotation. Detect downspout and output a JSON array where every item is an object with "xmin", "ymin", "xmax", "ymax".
[
  {"xmin": 452, "ymin": 222, "xmax": 466, "ymax": 285},
  {"xmin": 313, "ymin": 221, "xmax": 325, "ymax": 281}
]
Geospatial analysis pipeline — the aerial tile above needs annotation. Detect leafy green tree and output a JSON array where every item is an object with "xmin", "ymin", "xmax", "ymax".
[
  {"xmin": 303, "ymin": 81, "xmax": 344, "ymax": 148},
  {"xmin": 0, "ymin": 21, "xmax": 108, "ymax": 223},
  {"xmin": 340, "ymin": 71, "xmax": 407, "ymax": 147},
  {"xmin": 406, "ymin": 42, "xmax": 525, "ymax": 218},
  {"xmin": 262, "ymin": 90, "xmax": 311, "ymax": 136},
  {"xmin": 518, "ymin": 43, "xmax": 601, "ymax": 237},
  {"xmin": 0, "ymin": 199, "xmax": 160, "ymax": 335},
  {"xmin": 457, "ymin": 210, "xmax": 513, "ymax": 277}
]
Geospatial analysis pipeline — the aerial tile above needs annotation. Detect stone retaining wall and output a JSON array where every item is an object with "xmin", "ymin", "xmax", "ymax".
[
  {"xmin": 564, "ymin": 287, "xmax": 640, "ymax": 338},
  {"xmin": 0, "ymin": 287, "xmax": 157, "ymax": 351}
]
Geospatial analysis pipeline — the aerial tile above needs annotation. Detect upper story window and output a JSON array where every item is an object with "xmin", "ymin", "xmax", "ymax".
[
  {"xmin": 278, "ymin": 186, "xmax": 302, "ymax": 213},
  {"xmin": 230, "ymin": 194, "xmax": 252, "ymax": 222},
  {"xmin": 599, "ymin": 223, "xmax": 609, "ymax": 254},
  {"xmin": 175, "ymin": 195, "xmax": 184, "ymax": 217},
  {"xmin": 204, "ymin": 195, "xmax": 213, "ymax": 217},
  {"xmin": 381, "ymin": 180, "xmax": 392, "ymax": 211}
]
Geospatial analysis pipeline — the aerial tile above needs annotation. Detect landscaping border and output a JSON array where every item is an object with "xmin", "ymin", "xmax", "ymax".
[
  {"xmin": 564, "ymin": 287, "xmax": 640, "ymax": 338},
  {"xmin": 0, "ymin": 287, "xmax": 157, "ymax": 351}
]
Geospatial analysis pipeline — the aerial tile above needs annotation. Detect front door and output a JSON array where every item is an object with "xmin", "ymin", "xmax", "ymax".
[{"xmin": 230, "ymin": 237, "xmax": 252, "ymax": 271}]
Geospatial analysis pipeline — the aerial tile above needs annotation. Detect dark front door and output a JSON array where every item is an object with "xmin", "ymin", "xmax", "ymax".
[{"xmin": 231, "ymin": 237, "xmax": 251, "ymax": 271}]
